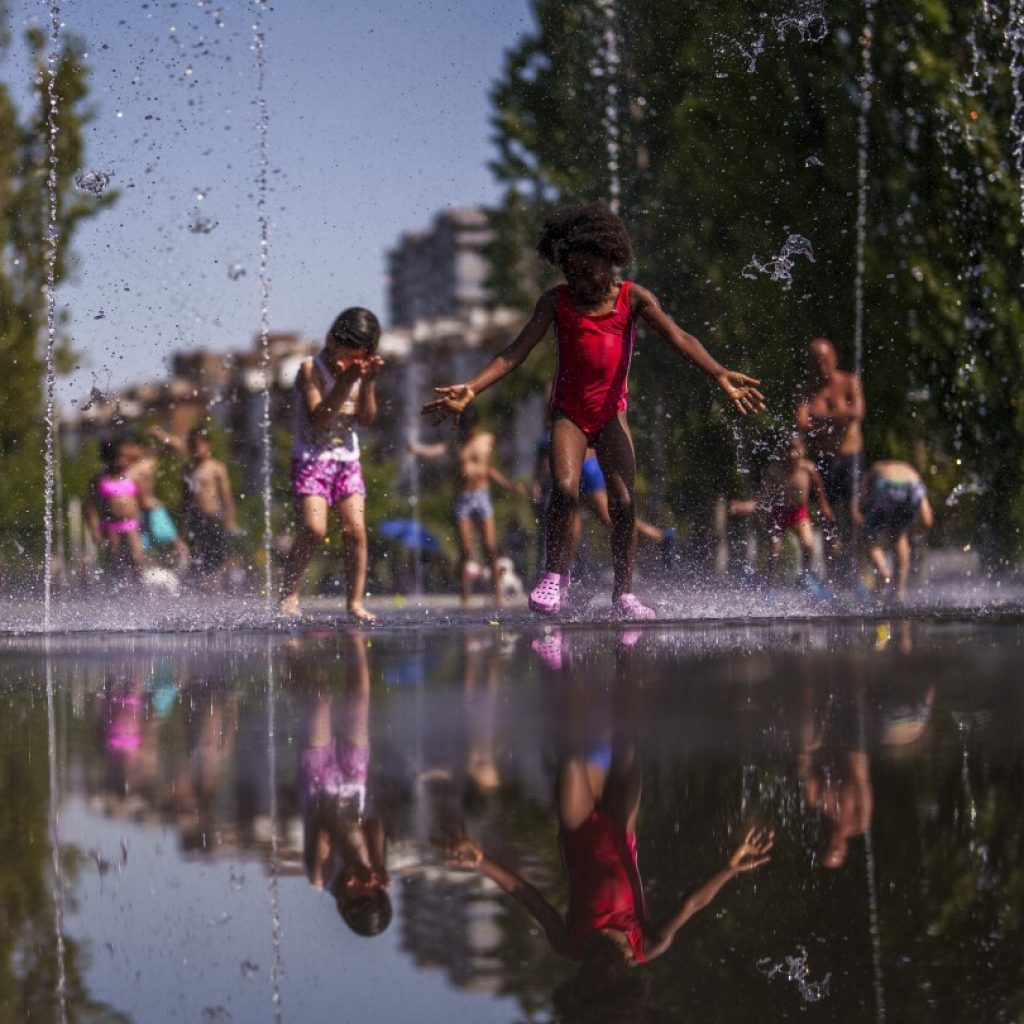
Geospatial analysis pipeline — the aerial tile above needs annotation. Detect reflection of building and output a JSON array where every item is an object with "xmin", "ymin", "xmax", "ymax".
[{"xmin": 388, "ymin": 208, "xmax": 493, "ymax": 327}]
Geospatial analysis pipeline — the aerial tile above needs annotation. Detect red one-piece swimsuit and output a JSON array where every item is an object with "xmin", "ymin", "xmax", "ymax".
[
  {"xmin": 559, "ymin": 805, "xmax": 648, "ymax": 963},
  {"xmin": 550, "ymin": 281, "xmax": 637, "ymax": 445}
]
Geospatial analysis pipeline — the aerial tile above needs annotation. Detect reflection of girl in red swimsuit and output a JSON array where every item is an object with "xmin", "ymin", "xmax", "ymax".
[
  {"xmin": 424, "ymin": 203, "xmax": 764, "ymax": 619},
  {"xmin": 560, "ymin": 804, "xmax": 648, "ymax": 962}
]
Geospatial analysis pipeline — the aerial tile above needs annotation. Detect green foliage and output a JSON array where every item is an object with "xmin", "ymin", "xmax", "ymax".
[
  {"xmin": 0, "ymin": 21, "xmax": 117, "ymax": 565},
  {"xmin": 488, "ymin": 0, "xmax": 1024, "ymax": 562}
]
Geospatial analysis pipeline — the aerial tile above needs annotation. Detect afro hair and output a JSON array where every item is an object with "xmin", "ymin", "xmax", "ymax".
[{"xmin": 536, "ymin": 202, "xmax": 634, "ymax": 268}]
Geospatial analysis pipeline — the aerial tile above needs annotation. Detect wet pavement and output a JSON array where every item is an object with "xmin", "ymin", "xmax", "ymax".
[{"xmin": 1, "ymin": 618, "xmax": 1022, "ymax": 1022}]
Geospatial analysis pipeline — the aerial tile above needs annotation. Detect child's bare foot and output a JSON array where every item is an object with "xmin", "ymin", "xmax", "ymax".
[
  {"xmin": 278, "ymin": 594, "xmax": 302, "ymax": 618},
  {"xmin": 347, "ymin": 603, "xmax": 377, "ymax": 625}
]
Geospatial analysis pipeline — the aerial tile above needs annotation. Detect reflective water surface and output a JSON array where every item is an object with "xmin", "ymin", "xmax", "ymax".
[{"xmin": 1, "ymin": 620, "xmax": 1021, "ymax": 1022}]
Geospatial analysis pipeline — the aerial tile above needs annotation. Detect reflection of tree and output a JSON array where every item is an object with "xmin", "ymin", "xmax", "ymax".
[
  {"xmin": 0, "ymin": 687, "xmax": 129, "ymax": 1021},
  {"xmin": 879, "ymin": 710, "xmax": 1024, "ymax": 1021}
]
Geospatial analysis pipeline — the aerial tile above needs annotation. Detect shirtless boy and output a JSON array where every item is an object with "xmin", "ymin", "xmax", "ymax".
[
  {"xmin": 858, "ymin": 460, "xmax": 934, "ymax": 602},
  {"xmin": 179, "ymin": 427, "xmax": 238, "ymax": 587},
  {"xmin": 731, "ymin": 434, "xmax": 834, "ymax": 591},
  {"xmin": 795, "ymin": 338, "xmax": 865, "ymax": 579},
  {"xmin": 411, "ymin": 405, "xmax": 521, "ymax": 608}
]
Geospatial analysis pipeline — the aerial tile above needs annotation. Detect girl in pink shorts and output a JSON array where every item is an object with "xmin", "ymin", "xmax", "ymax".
[{"xmin": 279, "ymin": 308, "xmax": 383, "ymax": 622}]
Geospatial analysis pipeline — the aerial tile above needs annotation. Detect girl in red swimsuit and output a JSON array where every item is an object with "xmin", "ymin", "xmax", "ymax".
[{"xmin": 423, "ymin": 203, "xmax": 764, "ymax": 618}]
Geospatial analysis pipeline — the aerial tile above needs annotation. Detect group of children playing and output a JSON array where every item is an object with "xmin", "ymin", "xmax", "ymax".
[
  {"xmin": 90, "ymin": 202, "xmax": 933, "ymax": 616},
  {"xmin": 88, "ymin": 425, "xmax": 238, "ymax": 590}
]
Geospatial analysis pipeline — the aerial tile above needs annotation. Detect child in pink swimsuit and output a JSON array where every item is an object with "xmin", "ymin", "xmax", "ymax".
[
  {"xmin": 279, "ymin": 308, "xmax": 384, "ymax": 623},
  {"xmin": 87, "ymin": 434, "xmax": 145, "ymax": 587},
  {"xmin": 423, "ymin": 203, "xmax": 764, "ymax": 618}
]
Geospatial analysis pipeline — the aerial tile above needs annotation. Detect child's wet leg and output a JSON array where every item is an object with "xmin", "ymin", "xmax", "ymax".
[
  {"xmin": 279, "ymin": 496, "xmax": 328, "ymax": 615},
  {"xmin": 595, "ymin": 415, "xmax": 638, "ymax": 601},
  {"xmin": 544, "ymin": 418, "xmax": 588, "ymax": 575},
  {"xmin": 456, "ymin": 517, "xmax": 475, "ymax": 608},
  {"xmin": 480, "ymin": 515, "xmax": 504, "ymax": 607},
  {"xmin": 337, "ymin": 494, "xmax": 375, "ymax": 623}
]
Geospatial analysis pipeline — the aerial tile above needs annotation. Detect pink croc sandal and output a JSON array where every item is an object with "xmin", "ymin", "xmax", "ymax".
[
  {"xmin": 614, "ymin": 593, "xmax": 656, "ymax": 621},
  {"xmin": 529, "ymin": 572, "xmax": 570, "ymax": 615}
]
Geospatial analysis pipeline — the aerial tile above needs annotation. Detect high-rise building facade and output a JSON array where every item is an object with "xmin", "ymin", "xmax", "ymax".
[{"xmin": 387, "ymin": 207, "xmax": 492, "ymax": 326}]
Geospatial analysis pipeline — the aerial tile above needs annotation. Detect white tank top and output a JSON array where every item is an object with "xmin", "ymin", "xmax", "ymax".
[{"xmin": 291, "ymin": 355, "xmax": 361, "ymax": 462}]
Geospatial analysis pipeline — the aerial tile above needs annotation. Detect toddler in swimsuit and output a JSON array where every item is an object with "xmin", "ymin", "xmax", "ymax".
[
  {"xmin": 87, "ymin": 434, "xmax": 145, "ymax": 587},
  {"xmin": 423, "ymin": 203, "xmax": 764, "ymax": 618},
  {"xmin": 278, "ymin": 308, "xmax": 383, "ymax": 622},
  {"xmin": 730, "ymin": 433, "xmax": 834, "ymax": 591}
]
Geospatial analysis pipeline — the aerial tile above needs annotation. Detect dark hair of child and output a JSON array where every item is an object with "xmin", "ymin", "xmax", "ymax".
[
  {"xmin": 536, "ymin": 202, "xmax": 634, "ymax": 268},
  {"xmin": 329, "ymin": 307, "xmax": 382, "ymax": 352},
  {"xmin": 100, "ymin": 434, "xmax": 123, "ymax": 469},
  {"xmin": 336, "ymin": 887, "xmax": 393, "ymax": 938}
]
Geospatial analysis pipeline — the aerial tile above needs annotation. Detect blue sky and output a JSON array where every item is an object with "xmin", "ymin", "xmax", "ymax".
[{"xmin": 4, "ymin": 0, "xmax": 533, "ymax": 402}]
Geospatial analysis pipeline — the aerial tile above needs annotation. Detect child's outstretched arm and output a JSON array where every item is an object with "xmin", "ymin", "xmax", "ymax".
[
  {"xmin": 644, "ymin": 827, "xmax": 774, "ymax": 961},
  {"xmin": 437, "ymin": 829, "xmax": 570, "ymax": 956},
  {"xmin": 422, "ymin": 290, "xmax": 558, "ymax": 424},
  {"xmin": 408, "ymin": 441, "xmax": 448, "ymax": 459},
  {"xmin": 632, "ymin": 285, "xmax": 765, "ymax": 416}
]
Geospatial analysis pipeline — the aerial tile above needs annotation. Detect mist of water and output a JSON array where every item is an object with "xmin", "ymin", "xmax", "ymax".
[
  {"xmin": 253, "ymin": 0, "xmax": 274, "ymax": 603},
  {"xmin": 42, "ymin": 0, "xmax": 63, "ymax": 629}
]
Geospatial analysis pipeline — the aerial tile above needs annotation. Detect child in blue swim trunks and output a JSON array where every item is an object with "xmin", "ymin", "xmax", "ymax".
[{"xmin": 857, "ymin": 460, "xmax": 933, "ymax": 602}]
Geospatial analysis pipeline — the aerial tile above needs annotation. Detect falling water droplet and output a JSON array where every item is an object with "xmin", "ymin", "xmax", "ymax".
[{"xmin": 74, "ymin": 169, "xmax": 112, "ymax": 194}]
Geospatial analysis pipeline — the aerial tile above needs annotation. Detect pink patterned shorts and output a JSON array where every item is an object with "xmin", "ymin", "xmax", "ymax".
[{"xmin": 291, "ymin": 457, "xmax": 366, "ymax": 506}]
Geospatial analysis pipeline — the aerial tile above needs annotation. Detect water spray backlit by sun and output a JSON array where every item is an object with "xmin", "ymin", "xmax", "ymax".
[{"xmin": 742, "ymin": 233, "xmax": 815, "ymax": 289}]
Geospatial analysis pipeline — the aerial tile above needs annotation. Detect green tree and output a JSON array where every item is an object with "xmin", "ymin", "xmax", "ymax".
[
  {"xmin": 1, "ymin": 17, "xmax": 116, "ymax": 569},
  {"xmin": 487, "ymin": 0, "xmax": 1024, "ymax": 563}
]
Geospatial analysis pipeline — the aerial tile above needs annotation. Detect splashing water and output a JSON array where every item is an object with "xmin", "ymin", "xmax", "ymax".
[
  {"xmin": 946, "ymin": 474, "xmax": 988, "ymax": 507},
  {"xmin": 1006, "ymin": 0, "xmax": 1024, "ymax": 249},
  {"xmin": 596, "ymin": 0, "xmax": 622, "ymax": 212},
  {"xmin": 73, "ymin": 168, "xmax": 111, "ymax": 195},
  {"xmin": 253, "ymin": 1, "xmax": 274, "ymax": 603},
  {"xmin": 188, "ymin": 211, "xmax": 219, "ymax": 234},
  {"xmin": 773, "ymin": 2, "xmax": 829, "ymax": 43},
  {"xmin": 852, "ymin": 0, "xmax": 877, "ymax": 568},
  {"xmin": 742, "ymin": 233, "xmax": 815, "ymax": 289},
  {"xmin": 756, "ymin": 945, "xmax": 831, "ymax": 1003},
  {"xmin": 42, "ymin": 0, "xmax": 62, "ymax": 629}
]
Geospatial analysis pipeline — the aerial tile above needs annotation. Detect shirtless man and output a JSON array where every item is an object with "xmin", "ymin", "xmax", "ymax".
[
  {"xmin": 857, "ymin": 460, "xmax": 933, "ymax": 602},
  {"xmin": 795, "ymin": 338, "xmax": 865, "ymax": 580},
  {"xmin": 730, "ymin": 434, "xmax": 834, "ymax": 592},
  {"xmin": 411, "ymin": 405, "xmax": 522, "ymax": 608},
  {"xmin": 180, "ymin": 427, "xmax": 238, "ymax": 587}
]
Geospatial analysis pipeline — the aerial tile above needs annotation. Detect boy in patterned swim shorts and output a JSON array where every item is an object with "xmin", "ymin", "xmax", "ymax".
[{"xmin": 279, "ymin": 308, "xmax": 383, "ymax": 622}]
